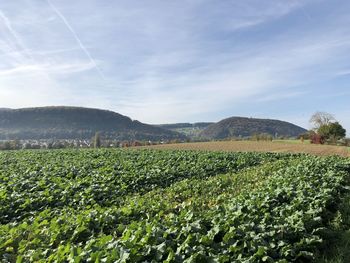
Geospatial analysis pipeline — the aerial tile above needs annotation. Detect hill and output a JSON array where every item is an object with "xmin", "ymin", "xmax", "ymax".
[
  {"xmin": 200, "ymin": 117, "xmax": 307, "ymax": 139},
  {"xmin": 0, "ymin": 106, "xmax": 186, "ymax": 141}
]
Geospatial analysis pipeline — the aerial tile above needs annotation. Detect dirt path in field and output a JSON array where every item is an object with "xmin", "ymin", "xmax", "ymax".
[{"xmin": 141, "ymin": 141, "xmax": 350, "ymax": 157}]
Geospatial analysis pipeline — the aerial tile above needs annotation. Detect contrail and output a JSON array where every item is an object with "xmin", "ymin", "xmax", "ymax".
[
  {"xmin": 0, "ymin": 9, "xmax": 59, "ymax": 85},
  {"xmin": 0, "ymin": 9, "xmax": 33, "ymax": 62},
  {"xmin": 47, "ymin": 0, "xmax": 106, "ymax": 80}
]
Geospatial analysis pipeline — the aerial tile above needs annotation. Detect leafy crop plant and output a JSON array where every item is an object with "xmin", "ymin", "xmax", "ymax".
[{"xmin": 0, "ymin": 149, "xmax": 349, "ymax": 262}]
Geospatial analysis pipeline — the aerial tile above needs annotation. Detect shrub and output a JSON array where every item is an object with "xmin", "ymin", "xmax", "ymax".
[
  {"xmin": 344, "ymin": 138, "xmax": 350, "ymax": 147},
  {"xmin": 310, "ymin": 133, "xmax": 325, "ymax": 144},
  {"xmin": 251, "ymin": 133, "xmax": 273, "ymax": 141}
]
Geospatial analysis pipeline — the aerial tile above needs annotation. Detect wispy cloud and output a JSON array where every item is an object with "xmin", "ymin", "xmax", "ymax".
[
  {"xmin": 0, "ymin": 47, "xmax": 82, "ymax": 58},
  {"xmin": 223, "ymin": 0, "xmax": 305, "ymax": 31},
  {"xmin": 336, "ymin": 69, "xmax": 350, "ymax": 76},
  {"xmin": 0, "ymin": 61, "xmax": 96, "ymax": 76},
  {"xmin": 256, "ymin": 91, "xmax": 307, "ymax": 102},
  {"xmin": 110, "ymin": 23, "xmax": 350, "ymax": 122},
  {"xmin": 0, "ymin": 0, "xmax": 350, "ymax": 134}
]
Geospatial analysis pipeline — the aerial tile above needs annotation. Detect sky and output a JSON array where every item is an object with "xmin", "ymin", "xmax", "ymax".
[{"xmin": 0, "ymin": 0, "xmax": 349, "ymax": 133}]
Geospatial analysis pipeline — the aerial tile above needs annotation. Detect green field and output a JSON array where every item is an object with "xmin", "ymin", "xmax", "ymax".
[{"xmin": 1, "ymin": 149, "xmax": 350, "ymax": 262}]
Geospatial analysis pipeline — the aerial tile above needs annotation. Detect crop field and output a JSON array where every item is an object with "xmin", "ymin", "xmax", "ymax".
[
  {"xmin": 145, "ymin": 141, "xmax": 350, "ymax": 157},
  {"xmin": 1, "ymin": 149, "xmax": 350, "ymax": 262}
]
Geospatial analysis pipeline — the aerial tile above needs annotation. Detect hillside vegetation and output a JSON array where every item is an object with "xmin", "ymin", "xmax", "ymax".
[
  {"xmin": 157, "ymin": 122, "xmax": 213, "ymax": 137},
  {"xmin": 158, "ymin": 122, "xmax": 213, "ymax": 130},
  {"xmin": 200, "ymin": 117, "xmax": 307, "ymax": 139},
  {"xmin": 0, "ymin": 107, "xmax": 185, "ymax": 141}
]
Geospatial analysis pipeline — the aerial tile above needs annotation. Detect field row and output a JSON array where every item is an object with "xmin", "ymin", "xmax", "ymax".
[
  {"xmin": 0, "ymin": 149, "xmax": 286, "ymax": 224},
  {"xmin": 0, "ymin": 149, "xmax": 349, "ymax": 262}
]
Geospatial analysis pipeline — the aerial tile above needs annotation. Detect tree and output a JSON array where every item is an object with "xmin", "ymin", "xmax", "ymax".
[
  {"xmin": 93, "ymin": 132, "xmax": 101, "ymax": 148},
  {"xmin": 309, "ymin": 112, "xmax": 336, "ymax": 130},
  {"xmin": 318, "ymin": 122, "xmax": 346, "ymax": 142},
  {"xmin": 308, "ymin": 112, "xmax": 346, "ymax": 144}
]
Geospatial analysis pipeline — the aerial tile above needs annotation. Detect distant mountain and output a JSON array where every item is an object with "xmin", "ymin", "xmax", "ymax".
[
  {"xmin": 0, "ymin": 106, "xmax": 186, "ymax": 141},
  {"xmin": 157, "ymin": 122, "xmax": 213, "ymax": 137},
  {"xmin": 200, "ymin": 117, "xmax": 307, "ymax": 139}
]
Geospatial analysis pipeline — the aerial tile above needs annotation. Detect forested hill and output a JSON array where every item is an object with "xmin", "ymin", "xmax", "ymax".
[
  {"xmin": 200, "ymin": 116, "xmax": 307, "ymax": 139},
  {"xmin": 0, "ymin": 107, "xmax": 185, "ymax": 141}
]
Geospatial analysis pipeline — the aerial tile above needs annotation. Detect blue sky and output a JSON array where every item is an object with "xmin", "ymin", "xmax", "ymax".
[{"xmin": 0, "ymin": 0, "xmax": 349, "ymax": 132}]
